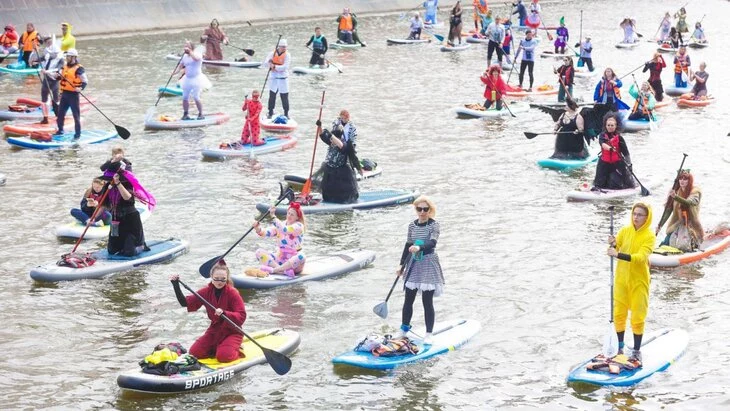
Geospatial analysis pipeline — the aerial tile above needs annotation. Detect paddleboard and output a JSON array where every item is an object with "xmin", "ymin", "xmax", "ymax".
[
  {"xmin": 657, "ymin": 45, "xmax": 678, "ymax": 53},
  {"xmin": 665, "ymin": 84, "xmax": 693, "ymax": 97},
  {"xmin": 537, "ymin": 153, "xmax": 599, "ymax": 171},
  {"xmin": 283, "ymin": 164, "xmax": 383, "ymax": 188},
  {"xmin": 29, "ymin": 238, "xmax": 189, "ymax": 282},
  {"xmin": 687, "ymin": 40, "xmax": 709, "ymax": 49},
  {"xmin": 144, "ymin": 112, "xmax": 230, "ymax": 130},
  {"xmin": 0, "ymin": 65, "xmax": 40, "ymax": 75},
  {"xmin": 117, "ymin": 328, "xmax": 300, "ymax": 393},
  {"xmin": 201, "ymin": 136, "xmax": 297, "ymax": 159},
  {"xmin": 158, "ymin": 85, "xmax": 182, "ymax": 97},
  {"xmin": 387, "ymin": 38, "xmax": 431, "ymax": 45},
  {"xmin": 330, "ymin": 42, "xmax": 362, "ymax": 49},
  {"xmin": 575, "ymin": 66, "xmax": 599, "ymax": 78},
  {"xmin": 676, "ymin": 97, "xmax": 714, "ymax": 108},
  {"xmin": 16, "ymin": 96, "xmax": 97, "ymax": 107},
  {"xmin": 455, "ymin": 102, "xmax": 530, "ymax": 118},
  {"xmin": 615, "ymin": 41, "xmax": 640, "ymax": 49},
  {"xmin": 260, "ymin": 116, "xmax": 298, "ymax": 132},
  {"xmin": 7, "ymin": 129, "xmax": 118, "ymax": 150},
  {"xmin": 332, "ymin": 319, "xmax": 480, "ymax": 370},
  {"xmin": 567, "ymin": 328, "xmax": 688, "ymax": 387},
  {"xmin": 3, "ymin": 117, "xmax": 82, "ymax": 136},
  {"xmin": 465, "ymin": 36, "xmax": 489, "ymax": 44},
  {"xmin": 0, "ymin": 51, "xmax": 19, "ymax": 60},
  {"xmin": 505, "ymin": 85, "xmax": 557, "ymax": 98},
  {"xmin": 292, "ymin": 64, "xmax": 342, "ymax": 74},
  {"xmin": 0, "ymin": 103, "xmax": 90, "ymax": 121},
  {"xmin": 164, "ymin": 54, "xmax": 261, "ymax": 68},
  {"xmin": 621, "ymin": 111, "xmax": 662, "ymax": 132},
  {"xmin": 440, "ymin": 43, "xmax": 471, "ymax": 52},
  {"xmin": 650, "ymin": 230, "xmax": 730, "ymax": 267},
  {"xmin": 566, "ymin": 181, "xmax": 648, "ymax": 202},
  {"xmin": 225, "ymin": 249, "xmax": 376, "ymax": 289},
  {"xmin": 256, "ymin": 189, "xmax": 418, "ymax": 216},
  {"xmin": 55, "ymin": 206, "xmax": 151, "ymax": 239},
  {"xmin": 539, "ymin": 51, "xmax": 573, "ymax": 59},
  {"xmin": 0, "ymin": 173, "xmax": 6, "ymax": 185}
]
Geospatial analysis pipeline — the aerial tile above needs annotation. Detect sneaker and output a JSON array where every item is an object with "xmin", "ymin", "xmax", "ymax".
[
  {"xmin": 40, "ymin": 117, "xmax": 49, "ymax": 124},
  {"xmin": 267, "ymin": 112, "xmax": 273, "ymax": 119},
  {"xmin": 360, "ymin": 42, "xmax": 367, "ymax": 47},
  {"xmin": 73, "ymin": 134, "xmax": 80, "ymax": 139},
  {"xmin": 252, "ymin": 139, "xmax": 266, "ymax": 146},
  {"xmin": 54, "ymin": 130, "xmax": 64, "ymax": 136},
  {"xmin": 423, "ymin": 332, "xmax": 433, "ymax": 345},
  {"xmin": 196, "ymin": 114, "xmax": 205, "ymax": 120},
  {"xmin": 393, "ymin": 324, "xmax": 411, "ymax": 339},
  {"xmin": 93, "ymin": 220, "xmax": 105, "ymax": 227},
  {"xmin": 526, "ymin": 88, "xmax": 533, "ymax": 92},
  {"xmin": 629, "ymin": 349, "xmax": 643, "ymax": 365},
  {"xmin": 181, "ymin": 114, "xmax": 191, "ymax": 120}
]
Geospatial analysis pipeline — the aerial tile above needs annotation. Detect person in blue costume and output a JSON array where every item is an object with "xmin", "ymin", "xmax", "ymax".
[
  {"xmin": 593, "ymin": 67, "xmax": 629, "ymax": 112},
  {"xmin": 423, "ymin": 0, "xmax": 439, "ymax": 25},
  {"xmin": 512, "ymin": 0, "xmax": 527, "ymax": 27}
]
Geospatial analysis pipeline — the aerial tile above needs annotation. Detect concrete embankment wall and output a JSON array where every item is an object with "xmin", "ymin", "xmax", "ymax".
[{"xmin": 3, "ymin": 0, "xmax": 565, "ymax": 37}]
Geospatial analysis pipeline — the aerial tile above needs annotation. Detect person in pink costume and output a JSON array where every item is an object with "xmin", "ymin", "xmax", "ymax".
[{"xmin": 253, "ymin": 202, "xmax": 307, "ymax": 278}]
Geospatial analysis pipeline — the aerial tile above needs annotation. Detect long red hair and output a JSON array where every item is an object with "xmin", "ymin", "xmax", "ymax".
[{"xmin": 677, "ymin": 171, "xmax": 694, "ymax": 211}]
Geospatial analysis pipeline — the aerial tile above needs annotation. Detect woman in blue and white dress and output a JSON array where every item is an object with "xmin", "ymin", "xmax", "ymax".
[{"xmin": 395, "ymin": 196, "xmax": 445, "ymax": 345}]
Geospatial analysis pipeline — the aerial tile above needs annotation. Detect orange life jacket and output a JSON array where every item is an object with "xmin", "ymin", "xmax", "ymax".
[
  {"xmin": 473, "ymin": 0, "xmax": 489, "ymax": 17},
  {"xmin": 0, "ymin": 33, "xmax": 18, "ymax": 48},
  {"xmin": 632, "ymin": 94, "xmax": 649, "ymax": 115},
  {"xmin": 271, "ymin": 50, "xmax": 287, "ymax": 66},
  {"xmin": 60, "ymin": 65, "xmax": 83, "ymax": 92},
  {"xmin": 339, "ymin": 15, "xmax": 353, "ymax": 31},
  {"xmin": 597, "ymin": 80, "xmax": 621, "ymax": 100},
  {"xmin": 674, "ymin": 54, "xmax": 689, "ymax": 73},
  {"xmin": 599, "ymin": 133, "xmax": 621, "ymax": 163},
  {"xmin": 20, "ymin": 30, "xmax": 38, "ymax": 52}
]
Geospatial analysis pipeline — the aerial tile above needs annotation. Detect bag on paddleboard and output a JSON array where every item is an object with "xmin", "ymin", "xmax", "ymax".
[
  {"xmin": 8, "ymin": 104, "xmax": 30, "ymax": 112},
  {"xmin": 30, "ymin": 131, "xmax": 52, "ymax": 142},
  {"xmin": 139, "ymin": 342, "xmax": 201, "ymax": 376},
  {"xmin": 354, "ymin": 334, "xmax": 387, "ymax": 352},
  {"xmin": 273, "ymin": 114, "xmax": 289, "ymax": 124},
  {"xmin": 360, "ymin": 158, "xmax": 377, "ymax": 171},
  {"xmin": 57, "ymin": 252, "xmax": 97, "ymax": 268},
  {"xmin": 670, "ymin": 222, "xmax": 693, "ymax": 251},
  {"xmin": 371, "ymin": 336, "xmax": 419, "ymax": 357}
]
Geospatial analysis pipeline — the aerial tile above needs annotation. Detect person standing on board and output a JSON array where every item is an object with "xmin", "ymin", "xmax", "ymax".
[
  {"xmin": 55, "ymin": 49, "xmax": 86, "ymax": 138},
  {"xmin": 607, "ymin": 202, "xmax": 656, "ymax": 366},
  {"xmin": 201, "ymin": 19, "xmax": 228, "ymax": 61},
  {"xmin": 175, "ymin": 40, "xmax": 208, "ymax": 120},
  {"xmin": 263, "ymin": 39, "xmax": 291, "ymax": 119},
  {"xmin": 305, "ymin": 27, "xmax": 328, "ymax": 68},
  {"xmin": 643, "ymin": 53, "xmax": 666, "ymax": 102},
  {"xmin": 18, "ymin": 23, "xmax": 39, "ymax": 68}
]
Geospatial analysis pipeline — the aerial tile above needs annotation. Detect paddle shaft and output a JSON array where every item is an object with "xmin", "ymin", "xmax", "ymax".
[
  {"xmin": 656, "ymin": 153, "xmax": 689, "ymax": 233},
  {"xmin": 260, "ymin": 35, "xmax": 282, "ymax": 97},
  {"xmin": 155, "ymin": 54, "xmax": 184, "ymax": 107},
  {"xmin": 630, "ymin": 74, "xmax": 657, "ymax": 122},
  {"xmin": 302, "ymin": 90, "xmax": 326, "ymax": 197},
  {"xmin": 305, "ymin": 46, "xmax": 342, "ymax": 73},
  {"xmin": 483, "ymin": 73, "xmax": 515, "ymax": 117},
  {"xmin": 70, "ymin": 181, "xmax": 112, "ymax": 253},
  {"xmin": 538, "ymin": 12, "xmax": 553, "ymax": 41},
  {"xmin": 619, "ymin": 62, "xmax": 645, "ymax": 80},
  {"xmin": 59, "ymin": 72, "xmax": 130, "ymax": 139},
  {"xmin": 579, "ymin": 10, "xmax": 583, "ymax": 55},
  {"xmin": 505, "ymin": 45, "xmax": 522, "ymax": 84},
  {"xmin": 178, "ymin": 280, "xmax": 290, "ymax": 374},
  {"xmin": 525, "ymin": 131, "xmax": 581, "ymax": 139},
  {"xmin": 611, "ymin": 148, "xmax": 650, "ymax": 196},
  {"xmin": 609, "ymin": 206, "xmax": 615, "ymax": 324}
]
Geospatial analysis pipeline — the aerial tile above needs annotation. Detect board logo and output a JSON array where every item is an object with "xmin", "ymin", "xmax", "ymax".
[{"xmin": 184, "ymin": 370, "xmax": 235, "ymax": 390}]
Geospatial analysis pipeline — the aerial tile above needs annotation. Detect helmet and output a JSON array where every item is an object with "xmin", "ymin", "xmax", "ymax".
[{"xmin": 66, "ymin": 48, "xmax": 78, "ymax": 57}]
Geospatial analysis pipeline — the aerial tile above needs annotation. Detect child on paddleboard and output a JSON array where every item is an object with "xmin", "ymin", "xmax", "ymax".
[
  {"xmin": 71, "ymin": 177, "xmax": 111, "ymax": 227},
  {"xmin": 252, "ymin": 202, "xmax": 307, "ymax": 279},
  {"xmin": 241, "ymin": 90, "xmax": 264, "ymax": 146}
]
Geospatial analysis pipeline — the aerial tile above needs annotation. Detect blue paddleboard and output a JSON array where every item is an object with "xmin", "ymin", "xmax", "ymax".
[
  {"xmin": 537, "ymin": 153, "xmax": 599, "ymax": 171},
  {"xmin": 7, "ymin": 129, "xmax": 118, "ymax": 149},
  {"xmin": 257, "ymin": 189, "xmax": 418, "ymax": 216},
  {"xmin": 567, "ymin": 328, "xmax": 688, "ymax": 387},
  {"xmin": 332, "ymin": 319, "xmax": 480, "ymax": 370}
]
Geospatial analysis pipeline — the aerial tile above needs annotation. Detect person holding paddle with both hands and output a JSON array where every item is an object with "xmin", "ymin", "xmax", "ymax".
[
  {"xmin": 54, "ymin": 48, "xmax": 86, "ymax": 139},
  {"xmin": 169, "ymin": 261, "xmax": 247, "ymax": 363},
  {"xmin": 394, "ymin": 196, "xmax": 445, "ymax": 346},
  {"xmin": 480, "ymin": 64, "xmax": 507, "ymax": 111},
  {"xmin": 606, "ymin": 202, "xmax": 656, "ymax": 367}
]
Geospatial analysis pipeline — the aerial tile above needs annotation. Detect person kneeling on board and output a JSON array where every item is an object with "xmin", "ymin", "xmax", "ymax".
[{"xmin": 316, "ymin": 110, "xmax": 363, "ymax": 204}]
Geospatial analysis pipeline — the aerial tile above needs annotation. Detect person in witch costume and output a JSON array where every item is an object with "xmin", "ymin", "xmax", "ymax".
[
  {"xmin": 315, "ymin": 110, "xmax": 363, "ymax": 204},
  {"xmin": 101, "ymin": 161, "xmax": 155, "ymax": 257}
]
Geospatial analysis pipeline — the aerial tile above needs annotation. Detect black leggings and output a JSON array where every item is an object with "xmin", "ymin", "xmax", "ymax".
[
  {"xmin": 519, "ymin": 60, "xmax": 534, "ymax": 88},
  {"xmin": 268, "ymin": 91, "xmax": 289, "ymax": 117},
  {"xmin": 402, "ymin": 288, "xmax": 435, "ymax": 333}
]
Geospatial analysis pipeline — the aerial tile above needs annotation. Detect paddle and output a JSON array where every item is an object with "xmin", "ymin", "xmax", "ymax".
[
  {"xmin": 505, "ymin": 45, "xmax": 522, "ymax": 85},
  {"xmin": 630, "ymin": 74, "xmax": 657, "ymax": 131},
  {"xmin": 301, "ymin": 90, "xmax": 326, "ymax": 197},
  {"xmin": 655, "ymin": 153, "xmax": 689, "ymax": 235},
  {"xmin": 305, "ymin": 46, "xmax": 342, "ymax": 73},
  {"xmin": 619, "ymin": 62, "xmax": 646, "ymax": 80},
  {"xmin": 373, "ymin": 256, "xmax": 413, "ymax": 319},
  {"xmin": 578, "ymin": 10, "xmax": 583, "ymax": 58},
  {"xmin": 70, "ymin": 180, "xmax": 112, "ymax": 253},
  {"xmin": 260, "ymin": 35, "xmax": 282, "ymax": 97},
  {"xmin": 483, "ymin": 72, "xmax": 516, "ymax": 118},
  {"xmin": 31, "ymin": 44, "xmax": 58, "ymax": 118},
  {"xmin": 603, "ymin": 205, "xmax": 619, "ymax": 358},
  {"xmin": 610, "ymin": 148, "xmax": 650, "ymax": 196},
  {"xmin": 524, "ymin": 131, "xmax": 578, "ymax": 139},
  {"xmin": 151, "ymin": 54, "xmax": 183, "ymax": 115},
  {"xmin": 223, "ymin": 43, "xmax": 255, "ymax": 56},
  {"xmin": 178, "ymin": 280, "xmax": 292, "ymax": 376},
  {"xmin": 198, "ymin": 187, "xmax": 293, "ymax": 277},
  {"xmin": 688, "ymin": 15, "xmax": 706, "ymax": 44},
  {"xmin": 399, "ymin": 2, "xmax": 424, "ymax": 20},
  {"xmin": 537, "ymin": 13, "xmax": 554, "ymax": 41}
]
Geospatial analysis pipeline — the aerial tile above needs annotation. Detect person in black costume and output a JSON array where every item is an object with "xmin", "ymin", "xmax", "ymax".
[
  {"xmin": 102, "ymin": 161, "xmax": 148, "ymax": 256},
  {"xmin": 593, "ymin": 112, "xmax": 636, "ymax": 190},
  {"xmin": 551, "ymin": 97, "xmax": 590, "ymax": 160},
  {"xmin": 315, "ymin": 110, "xmax": 363, "ymax": 204}
]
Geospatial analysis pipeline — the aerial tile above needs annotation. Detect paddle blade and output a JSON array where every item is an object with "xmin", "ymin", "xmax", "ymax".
[
  {"xmin": 198, "ymin": 255, "xmax": 222, "ymax": 277},
  {"xmin": 116, "ymin": 125, "xmax": 131, "ymax": 140},
  {"xmin": 602, "ymin": 322, "xmax": 619, "ymax": 357},
  {"xmin": 301, "ymin": 180, "xmax": 312, "ymax": 197},
  {"xmin": 433, "ymin": 34, "xmax": 444, "ymax": 42},
  {"xmin": 639, "ymin": 184, "xmax": 651, "ymax": 196},
  {"xmin": 372, "ymin": 301, "xmax": 388, "ymax": 319},
  {"xmin": 524, "ymin": 132, "xmax": 539, "ymax": 139},
  {"xmin": 262, "ymin": 347, "xmax": 292, "ymax": 375},
  {"xmin": 245, "ymin": 49, "xmax": 255, "ymax": 56}
]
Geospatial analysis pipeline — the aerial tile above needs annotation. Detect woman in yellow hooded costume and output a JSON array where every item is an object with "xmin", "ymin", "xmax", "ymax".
[
  {"xmin": 61, "ymin": 22, "xmax": 75, "ymax": 52},
  {"xmin": 607, "ymin": 202, "xmax": 656, "ymax": 366}
]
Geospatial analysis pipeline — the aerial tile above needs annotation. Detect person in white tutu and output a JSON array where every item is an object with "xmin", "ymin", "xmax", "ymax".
[{"xmin": 174, "ymin": 40, "xmax": 211, "ymax": 120}]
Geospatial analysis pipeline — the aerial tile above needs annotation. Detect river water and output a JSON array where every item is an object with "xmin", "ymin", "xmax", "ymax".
[{"xmin": 1, "ymin": 0, "xmax": 729, "ymax": 409}]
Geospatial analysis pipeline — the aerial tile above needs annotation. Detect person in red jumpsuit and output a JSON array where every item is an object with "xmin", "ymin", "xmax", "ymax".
[
  {"xmin": 241, "ymin": 89, "xmax": 264, "ymax": 146},
  {"xmin": 169, "ymin": 262, "xmax": 247, "ymax": 362}
]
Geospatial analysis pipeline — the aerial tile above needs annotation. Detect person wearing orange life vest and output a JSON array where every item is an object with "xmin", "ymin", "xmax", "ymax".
[
  {"xmin": 627, "ymin": 81, "xmax": 656, "ymax": 121},
  {"xmin": 473, "ymin": 0, "xmax": 489, "ymax": 32},
  {"xmin": 593, "ymin": 112, "xmax": 636, "ymax": 190},
  {"xmin": 55, "ymin": 49, "xmax": 87, "ymax": 139},
  {"xmin": 593, "ymin": 67, "xmax": 629, "ymax": 112},
  {"xmin": 336, "ymin": 8, "xmax": 355, "ymax": 44},
  {"xmin": 18, "ymin": 23, "xmax": 39, "ymax": 68},
  {"xmin": 673, "ymin": 45, "xmax": 691, "ymax": 88},
  {"xmin": 263, "ymin": 39, "xmax": 291, "ymax": 119},
  {"xmin": 0, "ymin": 24, "xmax": 19, "ymax": 57}
]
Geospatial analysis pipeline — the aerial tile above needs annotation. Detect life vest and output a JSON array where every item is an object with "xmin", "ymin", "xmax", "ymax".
[
  {"xmin": 674, "ymin": 54, "xmax": 689, "ymax": 73},
  {"xmin": 271, "ymin": 50, "xmax": 287, "ymax": 66},
  {"xmin": 599, "ymin": 133, "xmax": 621, "ymax": 163},
  {"xmin": 371, "ymin": 337, "xmax": 419, "ymax": 357},
  {"xmin": 0, "ymin": 33, "xmax": 18, "ymax": 48},
  {"xmin": 57, "ymin": 252, "xmax": 96, "ymax": 268},
  {"xmin": 597, "ymin": 79, "xmax": 621, "ymax": 100},
  {"xmin": 632, "ymin": 94, "xmax": 650, "ymax": 115},
  {"xmin": 474, "ymin": 0, "xmax": 488, "ymax": 15},
  {"xmin": 312, "ymin": 35, "xmax": 325, "ymax": 51},
  {"xmin": 60, "ymin": 65, "xmax": 83, "ymax": 92},
  {"xmin": 20, "ymin": 30, "xmax": 38, "ymax": 52},
  {"xmin": 559, "ymin": 65, "xmax": 574, "ymax": 85},
  {"xmin": 339, "ymin": 15, "xmax": 353, "ymax": 31}
]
